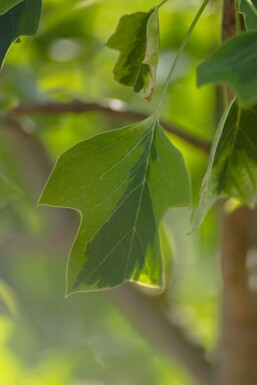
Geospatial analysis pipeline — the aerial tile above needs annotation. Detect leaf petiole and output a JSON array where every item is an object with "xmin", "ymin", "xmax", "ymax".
[
  {"xmin": 157, "ymin": 0, "xmax": 169, "ymax": 9},
  {"xmin": 234, "ymin": 0, "xmax": 242, "ymax": 33},
  {"xmin": 157, "ymin": 0, "xmax": 210, "ymax": 116}
]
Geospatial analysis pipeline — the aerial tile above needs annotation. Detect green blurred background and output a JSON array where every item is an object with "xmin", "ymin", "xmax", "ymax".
[{"xmin": 0, "ymin": 0, "xmax": 222, "ymax": 383}]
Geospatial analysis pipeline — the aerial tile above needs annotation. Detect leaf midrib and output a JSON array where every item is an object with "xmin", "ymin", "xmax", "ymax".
[
  {"xmin": 124, "ymin": 119, "xmax": 157, "ymax": 278},
  {"xmin": 81, "ymin": 118, "xmax": 157, "ymax": 284}
]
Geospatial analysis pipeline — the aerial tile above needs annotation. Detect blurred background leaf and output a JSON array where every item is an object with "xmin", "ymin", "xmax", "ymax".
[{"xmin": 0, "ymin": 0, "xmax": 221, "ymax": 383}]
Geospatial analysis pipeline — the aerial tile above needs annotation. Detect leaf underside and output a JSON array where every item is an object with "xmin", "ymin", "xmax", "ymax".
[
  {"xmin": 0, "ymin": 0, "xmax": 42, "ymax": 69},
  {"xmin": 39, "ymin": 115, "xmax": 189, "ymax": 293},
  {"xmin": 192, "ymin": 99, "xmax": 257, "ymax": 228},
  {"xmin": 197, "ymin": 31, "xmax": 257, "ymax": 106},
  {"xmin": 106, "ymin": 7, "xmax": 159, "ymax": 101},
  {"xmin": 238, "ymin": 0, "xmax": 257, "ymax": 30}
]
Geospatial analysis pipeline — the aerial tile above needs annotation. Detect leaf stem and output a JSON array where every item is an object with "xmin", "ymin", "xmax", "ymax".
[
  {"xmin": 157, "ymin": 0, "xmax": 210, "ymax": 116},
  {"xmin": 157, "ymin": 0, "xmax": 169, "ymax": 9}
]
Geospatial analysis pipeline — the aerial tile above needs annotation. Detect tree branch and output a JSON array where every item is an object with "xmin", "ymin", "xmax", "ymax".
[
  {"xmin": 222, "ymin": 0, "xmax": 237, "ymax": 41},
  {"xmin": 6, "ymin": 100, "xmax": 211, "ymax": 153}
]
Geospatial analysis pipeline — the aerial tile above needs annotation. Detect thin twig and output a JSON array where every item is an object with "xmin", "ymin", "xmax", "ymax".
[{"xmin": 7, "ymin": 101, "xmax": 211, "ymax": 153}]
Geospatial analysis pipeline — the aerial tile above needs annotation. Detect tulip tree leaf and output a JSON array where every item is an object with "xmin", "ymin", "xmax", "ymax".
[
  {"xmin": 39, "ymin": 114, "xmax": 189, "ymax": 293},
  {"xmin": 106, "ymin": 7, "xmax": 160, "ymax": 101},
  {"xmin": 192, "ymin": 99, "xmax": 257, "ymax": 228},
  {"xmin": 197, "ymin": 31, "xmax": 257, "ymax": 106},
  {"xmin": 0, "ymin": 172, "xmax": 20, "ymax": 208},
  {"xmin": 0, "ymin": 0, "xmax": 42, "ymax": 69},
  {"xmin": 237, "ymin": 0, "xmax": 257, "ymax": 30},
  {"xmin": 0, "ymin": 0, "xmax": 24, "ymax": 15}
]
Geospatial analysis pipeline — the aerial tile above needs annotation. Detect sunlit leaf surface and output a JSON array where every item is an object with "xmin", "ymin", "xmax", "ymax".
[
  {"xmin": 0, "ymin": 0, "xmax": 41, "ymax": 68},
  {"xmin": 106, "ymin": 7, "xmax": 159, "ymax": 101},
  {"xmin": 192, "ymin": 99, "xmax": 257, "ymax": 228},
  {"xmin": 197, "ymin": 31, "xmax": 257, "ymax": 106},
  {"xmin": 0, "ymin": 0, "xmax": 24, "ymax": 15},
  {"xmin": 39, "ymin": 114, "xmax": 189, "ymax": 293}
]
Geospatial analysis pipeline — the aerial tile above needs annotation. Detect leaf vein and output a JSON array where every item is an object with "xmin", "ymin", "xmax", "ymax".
[{"xmin": 84, "ymin": 228, "xmax": 133, "ymax": 284}]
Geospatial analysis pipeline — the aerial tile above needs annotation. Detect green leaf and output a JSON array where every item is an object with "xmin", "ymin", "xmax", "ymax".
[
  {"xmin": 0, "ymin": 0, "xmax": 24, "ymax": 15},
  {"xmin": 0, "ymin": 0, "xmax": 42, "ymax": 69},
  {"xmin": 0, "ymin": 171, "xmax": 20, "ymax": 208},
  {"xmin": 197, "ymin": 31, "xmax": 257, "ymax": 106},
  {"xmin": 237, "ymin": 0, "xmax": 257, "ymax": 30},
  {"xmin": 106, "ymin": 7, "xmax": 159, "ymax": 101},
  {"xmin": 39, "ymin": 115, "xmax": 189, "ymax": 293},
  {"xmin": 192, "ymin": 99, "xmax": 257, "ymax": 228}
]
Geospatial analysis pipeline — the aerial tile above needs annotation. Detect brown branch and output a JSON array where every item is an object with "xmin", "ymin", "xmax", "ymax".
[
  {"xmin": 222, "ymin": 0, "xmax": 237, "ymax": 41},
  {"xmin": 7, "ymin": 100, "xmax": 211, "ymax": 153}
]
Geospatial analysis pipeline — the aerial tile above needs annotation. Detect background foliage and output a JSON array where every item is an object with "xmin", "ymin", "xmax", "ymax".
[{"xmin": 0, "ymin": 0, "xmax": 228, "ymax": 384}]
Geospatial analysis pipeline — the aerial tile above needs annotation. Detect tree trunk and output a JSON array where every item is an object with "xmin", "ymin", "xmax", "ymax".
[
  {"xmin": 217, "ymin": 2, "xmax": 257, "ymax": 384},
  {"xmin": 218, "ymin": 207, "xmax": 257, "ymax": 385}
]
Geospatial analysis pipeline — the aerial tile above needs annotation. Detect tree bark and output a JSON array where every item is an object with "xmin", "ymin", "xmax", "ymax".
[
  {"xmin": 222, "ymin": 0, "xmax": 237, "ymax": 41},
  {"xmin": 217, "ymin": 2, "xmax": 257, "ymax": 384},
  {"xmin": 218, "ymin": 207, "xmax": 257, "ymax": 385}
]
